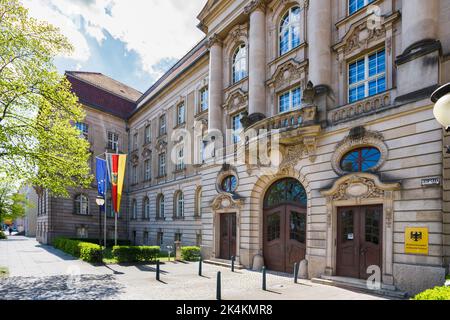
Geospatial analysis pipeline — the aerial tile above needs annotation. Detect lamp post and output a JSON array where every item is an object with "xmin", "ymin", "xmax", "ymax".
[
  {"xmin": 431, "ymin": 83, "xmax": 450, "ymax": 153},
  {"xmin": 95, "ymin": 196, "xmax": 105, "ymax": 247}
]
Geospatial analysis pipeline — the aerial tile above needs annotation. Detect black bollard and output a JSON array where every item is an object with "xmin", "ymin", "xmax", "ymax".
[
  {"xmin": 231, "ymin": 256, "xmax": 235, "ymax": 272},
  {"xmin": 216, "ymin": 271, "xmax": 221, "ymax": 300},
  {"xmin": 156, "ymin": 260, "xmax": 160, "ymax": 281},
  {"xmin": 262, "ymin": 266, "xmax": 267, "ymax": 291},
  {"xmin": 198, "ymin": 257, "xmax": 203, "ymax": 276},
  {"xmin": 294, "ymin": 262, "xmax": 298, "ymax": 283}
]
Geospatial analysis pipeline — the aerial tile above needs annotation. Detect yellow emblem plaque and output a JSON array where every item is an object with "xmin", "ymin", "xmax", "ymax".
[{"xmin": 405, "ymin": 227, "xmax": 429, "ymax": 255}]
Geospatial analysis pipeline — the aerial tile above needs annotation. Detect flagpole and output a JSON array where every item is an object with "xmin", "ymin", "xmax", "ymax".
[{"xmin": 115, "ymin": 211, "xmax": 118, "ymax": 247}]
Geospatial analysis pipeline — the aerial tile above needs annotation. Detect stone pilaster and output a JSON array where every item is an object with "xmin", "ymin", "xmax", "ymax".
[
  {"xmin": 207, "ymin": 34, "xmax": 223, "ymax": 133},
  {"xmin": 245, "ymin": 0, "xmax": 266, "ymax": 117}
]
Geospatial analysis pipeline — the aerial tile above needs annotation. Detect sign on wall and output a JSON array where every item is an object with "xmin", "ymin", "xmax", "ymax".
[{"xmin": 404, "ymin": 227, "xmax": 429, "ymax": 255}]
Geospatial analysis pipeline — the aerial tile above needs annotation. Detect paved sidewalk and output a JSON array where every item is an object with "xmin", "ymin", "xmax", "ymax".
[{"xmin": 0, "ymin": 236, "xmax": 388, "ymax": 300}]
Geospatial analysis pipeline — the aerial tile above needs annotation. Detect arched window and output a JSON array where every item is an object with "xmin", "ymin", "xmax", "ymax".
[
  {"xmin": 264, "ymin": 178, "xmax": 307, "ymax": 208},
  {"xmin": 131, "ymin": 199, "xmax": 137, "ymax": 219},
  {"xmin": 195, "ymin": 187, "xmax": 202, "ymax": 217},
  {"xmin": 143, "ymin": 196, "xmax": 150, "ymax": 219},
  {"xmin": 175, "ymin": 191, "xmax": 184, "ymax": 218},
  {"xmin": 279, "ymin": 6, "xmax": 301, "ymax": 56},
  {"xmin": 340, "ymin": 147, "xmax": 381, "ymax": 172},
  {"xmin": 232, "ymin": 44, "xmax": 247, "ymax": 83},
  {"xmin": 157, "ymin": 194, "xmax": 165, "ymax": 219},
  {"xmin": 74, "ymin": 194, "xmax": 89, "ymax": 215}
]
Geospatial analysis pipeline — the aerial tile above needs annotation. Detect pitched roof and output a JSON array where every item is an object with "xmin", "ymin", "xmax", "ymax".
[{"xmin": 65, "ymin": 71, "xmax": 142, "ymax": 102}]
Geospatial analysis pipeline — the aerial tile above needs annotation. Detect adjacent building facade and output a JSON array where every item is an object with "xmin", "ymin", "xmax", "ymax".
[{"xmin": 36, "ymin": 0, "xmax": 450, "ymax": 295}]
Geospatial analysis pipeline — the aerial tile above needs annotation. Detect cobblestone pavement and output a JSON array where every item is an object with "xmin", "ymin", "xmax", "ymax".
[{"xmin": 0, "ymin": 236, "xmax": 387, "ymax": 300}]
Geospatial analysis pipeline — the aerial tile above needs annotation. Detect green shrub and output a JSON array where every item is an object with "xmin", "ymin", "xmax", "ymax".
[
  {"xmin": 112, "ymin": 246, "xmax": 160, "ymax": 263},
  {"xmin": 69, "ymin": 238, "xmax": 131, "ymax": 247},
  {"xmin": 79, "ymin": 242, "xmax": 102, "ymax": 263},
  {"xmin": 181, "ymin": 246, "xmax": 201, "ymax": 261},
  {"xmin": 413, "ymin": 286, "xmax": 450, "ymax": 300},
  {"xmin": 0, "ymin": 231, "xmax": 7, "ymax": 240}
]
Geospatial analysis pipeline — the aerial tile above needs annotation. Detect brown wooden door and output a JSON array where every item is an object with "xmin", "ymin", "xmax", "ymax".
[
  {"xmin": 220, "ymin": 213, "xmax": 236, "ymax": 260},
  {"xmin": 264, "ymin": 205, "xmax": 306, "ymax": 273},
  {"xmin": 337, "ymin": 205, "xmax": 382, "ymax": 279}
]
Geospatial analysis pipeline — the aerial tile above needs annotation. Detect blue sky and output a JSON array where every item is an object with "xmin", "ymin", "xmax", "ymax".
[{"xmin": 22, "ymin": 0, "xmax": 206, "ymax": 93}]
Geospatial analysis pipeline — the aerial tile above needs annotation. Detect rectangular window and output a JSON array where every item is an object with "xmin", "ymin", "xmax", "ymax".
[
  {"xmin": 76, "ymin": 227, "xmax": 88, "ymax": 239},
  {"xmin": 348, "ymin": 48, "xmax": 386, "ymax": 103},
  {"xmin": 199, "ymin": 87, "xmax": 208, "ymax": 112},
  {"xmin": 157, "ymin": 232, "xmax": 164, "ymax": 246},
  {"xmin": 176, "ymin": 147, "xmax": 185, "ymax": 171},
  {"xmin": 232, "ymin": 112, "xmax": 245, "ymax": 144},
  {"xmin": 133, "ymin": 133, "xmax": 138, "ymax": 151},
  {"xmin": 174, "ymin": 232, "xmax": 182, "ymax": 243},
  {"xmin": 177, "ymin": 103, "xmax": 185, "ymax": 125},
  {"xmin": 132, "ymin": 165, "xmax": 138, "ymax": 184},
  {"xmin": 279, "ymin": 87, "xmax": 302, "ymax": 113},
  {"xmin": 144, "ymin": 124, "xmax": 151, "ymax": 144},
  {"xmin": 349, "ymin": 0, "xmax": 375, "ymax": 15},
  {"xmin": 144, "ymin": 159, "xmax": 151, "ymax": 181},
  {"xmin": 107, "ymin": 132, "xmax": 119, "ymax": 152},
  {"xmin": 159, "ymin": 115, "xmax": 166, "ymax": 136},
  {"xmin": 75, "ymin": 122, "xmax": 89, "ymax": 139},
  {"xmin": 143, "ymin": 231, "xmax": 149, "ymax": 245},
  {"xmin": 158, "ymin": 153, "xmax": 166, "ymax": 177}
]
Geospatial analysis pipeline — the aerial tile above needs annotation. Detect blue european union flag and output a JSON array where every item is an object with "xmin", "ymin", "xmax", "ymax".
[{"xmin": 96, "ymin": 157, "xmax": 109, "ymax": 211}]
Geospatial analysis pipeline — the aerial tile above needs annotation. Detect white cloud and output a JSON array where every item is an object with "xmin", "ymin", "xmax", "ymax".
[{"xmin": 21, "ymin": 0, "xmax": 206, "ymax": 80}]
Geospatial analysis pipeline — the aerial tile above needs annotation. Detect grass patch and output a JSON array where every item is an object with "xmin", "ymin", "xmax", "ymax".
[{"xmin": 0, "ymin": 267, "xmax": 9, "ymax": 278}]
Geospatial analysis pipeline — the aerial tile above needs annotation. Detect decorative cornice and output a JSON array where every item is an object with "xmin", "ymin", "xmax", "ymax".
[
  {"xmin": 211, "ymin": 193, "xmax": 244, "ymax": 210},
  {"xmin": 244, "ymin": 0, "xmax": 266, "ymax": 15},
  {"xmin": 206, "ymin": 34, "xmax": 223, "ymax": 48}
]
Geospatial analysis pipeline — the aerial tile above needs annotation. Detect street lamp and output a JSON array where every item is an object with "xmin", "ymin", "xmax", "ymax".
[
  {"xmin": 96, "ymin": 196, "xmax": 105, "ymax": 247},
  {"xmin": 432, "ymin": 83, "xmax": 450, "ymax": 153}
]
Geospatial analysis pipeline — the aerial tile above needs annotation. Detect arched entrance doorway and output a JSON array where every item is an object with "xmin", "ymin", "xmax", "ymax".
[{"xmin": 263, "ymin": 178, "xmax": 307, "ymax": 273}]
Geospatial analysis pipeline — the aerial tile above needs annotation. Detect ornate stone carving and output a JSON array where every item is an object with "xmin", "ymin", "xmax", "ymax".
[
  {"xmin": 206, "ymin": 33, "xmax": 223, "ymax": 48},
  {"xmin": 301, "ymin": 81, "xmax": 315, "ymax": 107},
  {"xmin": 244, "ymin": 0, "xmax": 266, "ymax": 15},
  {"xmin": 268, "ymin": 59, "xmax": 306, "ymax": 91},
  {"xmin": 228, "ymin": 25, "xmax": 248, "ymax": 43},
  {"xmin": 223, "ymin": 89, "xmax": 248, "ymax": 113},
  {"xmin": 279, "ymin": 144, "xmax": 303, "ymax": 172},
  {"xmin": 211, "ymin": 193, "xmax": 244, "ymax": 210},
  {"xmin": 343, "ymin": 21, "xmax": 386, "ymax": 55},
  {"xmin": 130, "ymin": 152, "xmax": 139, "ymax": 165},
  {"xmin": 155, "ymin": 138, "xmax": 167, "ymax": 152},
  {"xmin": 331, "ymin": 126, "xmax": 388, "ymax": 176},
  {"xmin": 142, "ymin": 148, "xmax": 152, "ymax": 159},
  {"xmin": 303, "ymin": 136, "xmax": 317, "ymax": 162}
]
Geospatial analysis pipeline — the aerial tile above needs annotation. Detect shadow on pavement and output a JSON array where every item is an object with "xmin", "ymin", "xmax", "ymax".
[
  {"xmin": 0, "ymin": 274, "xmax": 125, "ymax": 300},
  {"xmin": 34, "ymin": 245, "xmax": 79, "ymax": 262}
]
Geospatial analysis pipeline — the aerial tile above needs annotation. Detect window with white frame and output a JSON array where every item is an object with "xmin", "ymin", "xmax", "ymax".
[
  {"xmin": 232, "ymin": 44, "xmax": 247, "ymax": 83},
  {"xmin": 177, "ymin": 103, "xmax": 185, "ymax": 125},
  {"xmin": 279, "ymin": 87, "xmax": 302, "ymax": 113},
  {"xmin": 232, "ymin": 112, "xmax": 245, "ymax": 144},
  {"xmin": 75, "ymin": 122, "xmax": 89, "ymax": 139},
  {"xmin": 131, "ymin": 199, "xmax": 137, "ymax": 219},
  {"xmin": 144, "ymin": 159, "xmax": 151, "ymax": 181},
  {"xmin": 349, "ymin": 0, "xmax": 375, "ymax": 15},
  {"xmin": 348, "ymin": 48, "xmax": 386, "ymax": 103},
  {"xmin": 76, "ymin": 227, "xmax": 88, "ymax": 239},
  {"xmin": 132, "ymin": 165, "xmax": 138, "ymax": 185},
  {"xmin": 199, "ymin": 87, "xmax": 208, "ymax": 112},
  {"xmin": 279, "ymin": 6, "xmax": 301, "ymax": 56},
  {"xmin": 159, "ymin": 115, "xmax": 166, "ymax": 136},
  {"xmin": 143, "ymin": 197, "xmax": 150, "ymax": 219},
  {"xmin": 158, "ymin": 153, "xmax": 166, "ymax": 176},
  {"xmin": 107, "ymin": 132, "xmax": 119, "ymax": 152},
  {"xmin": 157, "ymin": 231, "xmax": 164, "ymax": 246},
  {"xmin": 157, "ymin": 194, "xmax": 165, "ymax": 219},
  {"xmin": 175, "ymin": 192, "xmax": 184, "ymax": 218},
  {"xmin": 74, "ymin": 194, "xmax": 89, "ymax": 215},
  {"xmin": 144, "ymin": 124, "xmax": 151, "ymax": 144},
  {"xmin": 176, "ymin": 146, "xmax": 185, "ymax": 171}
]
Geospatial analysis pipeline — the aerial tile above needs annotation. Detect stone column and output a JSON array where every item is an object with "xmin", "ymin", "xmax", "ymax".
[
  {"xmin": 401, "ymin": 0, "xmax": 438, "ymax": 52},
  {"xmin": 245, "ymin": 0, "xmax": 266, "ymax": 117},
  {"xmin": 207, "ymin": 35, "xmax": 223, "ymax": 133},
  {"xmin": 307, "ymin": 0, "xmax": 331, "ymax": 87}
]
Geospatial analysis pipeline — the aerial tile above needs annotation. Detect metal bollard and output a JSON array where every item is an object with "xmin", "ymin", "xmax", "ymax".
[
  {"xmin": 262, "ymin": 266, "xmax": 267, "ymax": 291},
  {"xmin": 294, "ymin": 262, "xmax": 298, "ymax": 283},
  {"xmin": 198, "ymin": 257, "xmax": 202, "ymax": 276},
  {"xmin": 216, "ymin": 271, "xmax": 221, "ymax": 300},
  {"xmin": 156, "ymin": 260, "xmax": 160, "ymax": 281},
  {"xmin": 231, "ymin": 256, "xmax": 235, "ymax": 272}
]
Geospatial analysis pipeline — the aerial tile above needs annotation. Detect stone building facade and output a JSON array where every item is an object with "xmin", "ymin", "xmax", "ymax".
[{"xmin": 38, "ymin": 0, "xmax": 450, "ymax": 296}]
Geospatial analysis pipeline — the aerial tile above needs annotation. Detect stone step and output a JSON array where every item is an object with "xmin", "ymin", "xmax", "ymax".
[
  {"xmin": 203, "ymin": 258, "xmax": 245, "ymax": 270},
  {"xmin": 311, "ymin": 275, "xmax": 408, "ymax": 299}
]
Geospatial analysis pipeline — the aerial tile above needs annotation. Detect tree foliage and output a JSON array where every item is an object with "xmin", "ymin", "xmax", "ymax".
[
  {"xmin": 0, "ymin": 177, "xmax": 31, "ymax": 223},
  {"xmin": 0, "ymin": 0, "xmax": 92, "ymax": 196}
]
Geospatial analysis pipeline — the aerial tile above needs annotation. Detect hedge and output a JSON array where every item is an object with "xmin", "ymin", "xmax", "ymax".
[
  {"xmin": 53, "ymin": 237, "xmax": 102, "ymax": 263},
  {"xmin": 412, "ymin": 286, "xmax": 450, "ymax": 300},
  {"xmin": 181, "ymin": 246, "xmax": 201, "ymax": 261},
  {"xmin": 69, "ymin": 238, "xmax": 131, "ymax": 247},
  {"xmin": 0, "ymin": 231, "xmax": 7, "ymax": 240},
  {"xmin": 112, "ymin": 246, "xmax": 160, "ymax": 263}
]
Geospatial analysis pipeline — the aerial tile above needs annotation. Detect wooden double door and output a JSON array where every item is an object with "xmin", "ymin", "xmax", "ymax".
[
  {"xmin": 263, "ymin": 205, "xmax": 306, "ymax": 273},
  {"xmin": 337, "ymin": 205, "xmax": 383, "ymax": 279},
  {"xmin": 219, "ymin": 213, "xmax": 236, "ymax": 260}
]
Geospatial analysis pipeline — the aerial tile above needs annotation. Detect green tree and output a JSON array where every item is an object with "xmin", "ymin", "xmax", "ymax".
[
  {"xmin": 0, "ymin": 0, "xmax": 92, "ymax": 196},
  {"xmin": 0, "ymin": 178, "xmax": 31, "ymax": 224}
]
